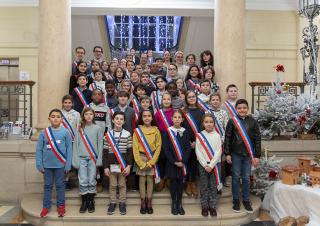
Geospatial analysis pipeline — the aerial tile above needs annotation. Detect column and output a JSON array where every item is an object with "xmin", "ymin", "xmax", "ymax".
[
  {"xmin": 214, "ymin": 0, "xmax": 246, "ymax": 99},
  {"xmin": 32, "ymin": 0, "xmax": 71, "ymax": 140}
]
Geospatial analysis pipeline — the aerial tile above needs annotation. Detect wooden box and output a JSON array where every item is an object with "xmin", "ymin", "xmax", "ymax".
[
  {"xmin": 309, "ymin": 170, "xmax": 320, "ymax": 186},
  {"xmin": 297, "ymin": 157, "xmax": 312, "ymax": 175},
  {"xmin": 281, "ymin": 165, "xmax": 300, "ymax": 185}
]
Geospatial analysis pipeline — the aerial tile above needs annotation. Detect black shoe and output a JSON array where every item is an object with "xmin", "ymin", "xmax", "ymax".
[
  {"xmin": 209, "ymin": 207, "xmax": 217, "ymax": 217},
  {"xmin": 243, "ymin": 201, "xmax": 253, "ymax": 213},
  {"xmin": 140, "ymin": 198, "xmax": 147, "ymax": 214},
  {"xmin": 107, "ymin": 203, "xmax": 116, "ymax": 215},
  {"xmin": 177, "ymin": 199, "xmax": 185, "ymax": 215},
  {"xmin": 87, "ymin": 194, "xmax": 95, "ymax": 213},
  {"xmin": 171, "ymin": 200, "xmax": 178, "ymax": 215},
  {"xmin": 146, "ymin": 198, "xmax": 153, "ymax": 214},
  {"xmin": 232, "ymin": 200, "xmax": 241, "ymax": 213},
  {"xmin": 79, "ymin": 194, "xmax": 88, "ymax": 213},
  {"xmin": 119, "ymin": 202, "xmax": 127, "ymax": 215}
]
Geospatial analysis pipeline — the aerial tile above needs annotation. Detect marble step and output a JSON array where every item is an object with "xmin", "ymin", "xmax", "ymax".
[{"xmin": 21, "ymin": 194, "xmax": 261, "ymax": 226}]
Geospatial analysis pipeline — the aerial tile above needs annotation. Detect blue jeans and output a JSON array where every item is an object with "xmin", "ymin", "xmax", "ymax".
[
  {"xmin": 78, "ymin": 156, "xmax": 97, "ymax": 194},
  {"xmin": 43, "ymin": 168, "xmax": 65, "ymax": 209},
  {"xmin": 231, "ymin": 153, "xmax": 251, "ymax": 202}
]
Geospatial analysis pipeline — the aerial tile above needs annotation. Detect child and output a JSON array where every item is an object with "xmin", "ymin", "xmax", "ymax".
[
  {"xmin": 176, "ymin": 78, "xmax": 185, "ymax": 90},
  {"xmin": 126, "ymin": 60, "xmax": 135, "ymax": 78},
  {"xmin": 61, "ymin": 95, "xmax": 80, "ymax": 190},
  {"xmin": 115, "ymin": 67, "xmax": 126, "ymax": 91},
  {"xmin": 133, "ymin": 110, "xmax": 162, "ymax": 214},
  {"xmin": 107, "ymin": 62, "xmax": 117, "ymax": 80},
  {"xmin": 105, "ymin": 80, "xmax": 118, "ymax": 109},
  {"xmin": 149, "ymin": 63, "xmax": 159, "ymax": 84},
  {"xmin": 223, "ymin": 84, "xmax": 238, "ymax": 111},
  {"xmin": 166, "ymin": 82, "xmax": 184, "ymax": 110},
  {"xmin": 182, "ymin": 90, "xmax": 205, "ymax": 197},
  {"xmin": 103, "ymin": 111, "xmax": 133, "ymax": 215},
  {"xmin": 89, "ymin": 70, "xmax": 106, "ymax": 94},
  {"xmin": 167, "ymin": 63, "xmax": 179, "ymax": 83},
  {"xmin": 200, "ymin": 50, "xmax": 214, "ymax": 70},
  {"xmin": 195, "ymin": 113, "xmax": 222, "ymax": 217},
  {"xmin": 139, "ymin": 95, "xmax": 152, "ymax": 111},
  {"xmin": 36, "ymin": 109, "xmax": 73, "ymax": 218},
  {"xmin": 151, "ymin": 76, "xmax": 167, "ymax": 113},
  {"xmin": 178, "ymin": 88, "xmax": 187, "ymax": 102},
  {"xmin": 186, "ymin": 54, "xmax": 196, "ymax": 67},
  {"xmin": 69, "ymin": 61, "xmax": 89, "ymax": 94},
  {"xmin": 72, "ymin": 107, "xmax": 103, "ymax": 213},
  {"xmin": 162, "ymin": 110, "xmax": 191, "ymax": 215},
  {"xmin": 185, "ymin": 65, "xmax": 202, "ymax": 93},
  {"xmin": 120, "ymin": 79, "xmax": 134, "ymax": 102},
  {"xmin": 101, "ymin": 61, "xmax": 109, "ymax": 80},
  {"xmin": 89, "ymin": 60, "xmax": 101, "ymax": 79},
  {"xmin": 140, "ymin": 71, "xmax": 156, "ymax": 96},
  {"xmin": 224, "ymin": 99, "xmax": 261, "ymax": 213},
  {"xmin": 198, "ymin": 80, "xmax": 212, "ymax": 103},
  {"xmin": 71, "ymin": 73, "xmax": 93, "ymax": 113},
  {"xmin": 130, "ymin": 71, "xmax": 140, "ymax": 87},
  {"xmin": 203, "ymin": 67, "xmax": 219, "ymax": 93},
  {"xmin": 112, "ymin": 91, "xmax": 135, "ymax": 133}
]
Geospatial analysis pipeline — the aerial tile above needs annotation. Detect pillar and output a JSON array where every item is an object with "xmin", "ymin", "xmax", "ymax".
[
  {"xmin": 214, "ymin": 0, "xmax": 246, "ymax": 99},
  {"xmin": 32, "ymin": 0, "xmax": 71, "ymax": 140}
]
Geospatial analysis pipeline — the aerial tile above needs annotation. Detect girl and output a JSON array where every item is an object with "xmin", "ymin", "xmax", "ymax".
[
  {"xmin": 101, "ymin": 61, "xmax": 110, "ymax": 80},
  {"xmin": 162, "ymin": 110, "xmax": 191, "ymax": 215},
  {"xmin": 151, "ymin": 76, "xmax": 167, "ymax": 113},
  {"xmin": 115, "ymin": 67, "xmax": 126, "ymax": 91},
  {"xmin": 176, "ymin": 78, "xmax": 185, "ymax": 90},
  {"xmin": 203, "ymin": 67, "xmax": 219, "ymax": 93},
  {"xmin": 133, "ymin": 110, "xmax": 162, "ymax": 215},
  {"xmin": 200, "ymin": 50, "xmax": 214, "ymax": 70},
  {"xmin": 185, "ymin": 65, "xmax": 202, "ymax": 93},
  {"xmin": 182, "ymin": 90, "xmax": 205, "ymax": 197},
  {"xmin": 126, "ymin": 60, "xmax": 135, "ymax": 79},
  {"xmin": 195, "ymin": 114, "xmax": 222, "ymax": 217},
  {"xmin": 72, "ymin": 107, "xmax": 103, "ymax": 213},
  {"xmin": 163, "ymin": 50, "xmax": 172, "ymax": 69},
  {"xmin": 120, "ymin": 58, "xmax": 127, "ymax": 70},
  {"xmin": 154, "ymin": 92, "xmax": 174, "ymax": 192},
  {"xmin": 107, "ymin": 62, "xmax": 117, "ymax": 80},
  {"xmin": 69, "ymin": 61, "xmax": 90, "ymax": 94},
  {"xmin": 89, "ymin": 60, "xmax": 101, "ymax": 79},
  {"xmin": 186, "ymin": 54, "xmax": 196, "ymax": 67},
  {"xmin": 135, "ymin": 64, "xmax": 143, "ymax": 75},
  {"xmin": 174, "ymin": 51, "xmax": 189, "ymax": 81},
  {"xmin": 167, "ymin": 63, "xmax": 179, "ymax": 83}
]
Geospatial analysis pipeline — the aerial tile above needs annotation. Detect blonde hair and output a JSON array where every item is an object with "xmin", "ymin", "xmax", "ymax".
[{"xmin": 80, "ymin": 107, "xmax": 96, "ymax": 128}]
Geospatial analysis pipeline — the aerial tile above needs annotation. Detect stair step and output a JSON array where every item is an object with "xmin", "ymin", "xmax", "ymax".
[{"xmin": 21, "ymin": 194, "xmax": 261, "ymax": 226}]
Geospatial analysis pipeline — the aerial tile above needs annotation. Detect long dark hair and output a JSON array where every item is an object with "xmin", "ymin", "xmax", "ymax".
[
  {"xmin": 137, "ymin": 109, "xmax": 157, "ymax": 126},
  {"xmin": 184, "ymin": 90, "xmax": 198, "ymax": 111},
  {"xmin": 185, "ymin": 64, "xmax": 201, "ymax": 82},
  {"xmin": 200, "ymin": 113, "xmax": 215, "ymax": 131},
  {"xmin": 200, "ymin": 50, "xmax": 213, "ymax": 68},
  {"xmin": 75, "ymin": 60, "xmax": 87, "ymax": 76}
]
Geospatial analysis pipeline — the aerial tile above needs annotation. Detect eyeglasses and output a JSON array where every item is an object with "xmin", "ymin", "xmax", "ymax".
[{"xmin": 168, "ymin": 68, "xmax": 177, "ymax": 71}]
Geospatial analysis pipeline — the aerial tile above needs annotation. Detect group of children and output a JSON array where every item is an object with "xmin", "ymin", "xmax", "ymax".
[{"xmin": 35, "ymin": 47, "xmax": 261, "ymax": 219}]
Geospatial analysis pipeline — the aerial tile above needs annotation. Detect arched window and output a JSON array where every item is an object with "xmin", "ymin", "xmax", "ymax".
[{"xmin": 106, "ymin": 15, "xmax": 183, "ymax": 53}]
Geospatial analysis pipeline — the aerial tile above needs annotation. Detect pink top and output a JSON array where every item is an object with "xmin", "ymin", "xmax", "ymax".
[{"xmin": 155, "ymin": 108, "xmax": 174, "ymax": 132}]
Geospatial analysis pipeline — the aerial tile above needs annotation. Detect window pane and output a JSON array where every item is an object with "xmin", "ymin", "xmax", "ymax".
[
  {"xmin": 149, "ymin": 25, "xmax": 155, "ymax": 37},
  {"xmin": 167, "ymin": 25, "xmax": 174, "ymax": 39},
  {"xmin": 115, "ymin": 16, "xmax": 121, "ymax": 23},
  {"xmin": 159, "ymin": 25, "xmax": 166, "ymax": 37},
  {"xmin": 133, "ymin": 24, "xmax": 140, "ymax": 37},
  {"xmin": 122, "ymin": 38, "xmax": 129, "ymax": 49},
  {"xmin": 149, "ymin": 38, "xmax": 155, "ymax": 50},
  {"xmin": 149, "ymin": 16, "xmax": 156, "ymax": 23},
  {"xmin": 141, "ymin": 16, "xmax": 148, "ymax": 23},
  {"xmin": 122, "ymin": 16, "xmax": 129, "ymax": 23},
  {"xmin": 167, "ymin": 16, "xmax": 174, "ymax": 24},
  {"xmin": 133, "ymin": 38, "xmax": 140, "ymax": 50},
  {"xmin": 133, "ymin": 16, "xmax": 139, "ymax": 23},
  {"xmin": 159, "ymin": 16, "xmax": 166, "ymax": 23},
  {"xmin": 114, "ymin": 38, "xmax": 121, "ymax": 48},
  {"xmin": 114, "ymin": 24, "xmax": 121, "ymax": 37},
  {"xmin": 167, "ymin": 39, "xmax": 174, "ymax": 48},
  {"xmin": 142, "ymin": 25, "xmax": 148, "ymax": 36}
]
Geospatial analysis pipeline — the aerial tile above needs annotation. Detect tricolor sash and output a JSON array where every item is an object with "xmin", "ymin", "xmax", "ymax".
[
  {"xmin": 89, "ymin": 82, "xmax": 97, "ymax": 91},
  {"xmin": 74, "ymin": 87, "xmax": 89, "ymax": 108},
  {"xmin": 151, "ymin": 91, "xmax": 161, "ymax": 113},
  {"xmin": 109, "ymin": 108, "xmax": 115, "ymax": 117},
  {"xmin": 149, "ymin": 79, "xmax": 156, "ymax": 89},
  {"xmin": 182, "ymin": 111, "xmax": 199, "ymax": 135},
  {"xmin": 224, "ymin": 101, "xmax": 254, "ymax": 160},
  {"xmin": 196, "ymin": 132, "xmax": 222, "ymax": 190},
  {"xmin": 79, "ymin": 127, "xmax": 98, "ymax": 164},
  {"xmin": 188, "ymin": 79, "xmax": 201, "ymax": 92},
  {"xmin": 159, "ymin": 109, "xmax": 171, "ymax": 129},
  {"xmin": 61, "ymin": 115, "xmax": 75, "ymax": 141},
  {"xmin": 43, "ymin": 127, "xmax": 66, "ymax": 164},
  {"xmin": 167, "ymin": 129, "xmax": 187, "ymax": 176},
  {"xmin": 198, "ymin": 99, "xmax": 224, "ymax": 137},
  {"xmin": 105, "ymin": 73, "xmax": 114, "ymax": 80},
  {"xmin": 132, "ymin": 96, "xmax": 141, "ymax": 122},
  {"xmin": 105, "ymin": 131, "xmax": 127, "ymax": 171},
  {"xmin": 134, "ymin": 127, "xmax": 161, "ymax": 182}
]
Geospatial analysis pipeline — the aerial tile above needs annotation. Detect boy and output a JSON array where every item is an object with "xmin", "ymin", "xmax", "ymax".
[
  {"xmin": 61, "ymin": 95, "xmax": 80, "ymax": 190},
  {"xmin": 112, "ymin": 91, "xmax": 135, "ymax": 133},
  {"xmin": 105, "ymin": 80, "xmax": 118, "ymax": 109},
  {"xmin": 222, "ymin": 84, "xmax": 238, "ymax": 115},
  {"xmin": 224, "ymin": 99, "xmax": 261, "ymax": 213},
  {"xmin": 166, "ymin": 82, "xmax": 184, "ymax": 110},
  {"xmin": 140, "ymin": 71, "xmax": 155, "ymax": 96},
  {"xmin": 198, "ymin": 80, "xmax": 212, "ymax": 103},
  {"xmin": 90, "ymin": 70, "xmax": 105, "ymax": 94},
  {"xmin": 139, "ymin": 95, "xmax": 152, "ymax": 111},
  {"xmin": 36, "ymin": 109, "xmax": 73, "ymax": 218},
  {"xmin": 155, "ymin": 58, "xmax": 166, "ymax": 76},
  {"xmin": 71, "ymin": 73, "xmax": 92, "ymax": 113},
  {"xmin": 149, "ymin": 63, "xmax": 159, "ymax": 84},
  {"xmin": 103, "ymin": 111, "xmax": 133, "ymax": 215}
]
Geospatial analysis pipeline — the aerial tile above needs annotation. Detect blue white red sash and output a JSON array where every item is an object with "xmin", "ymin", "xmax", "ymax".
[
  {"xmin": 152, "ymin": 91, "xmax": 161, "ymax": 113},
  {"xmin": 182, "ymin": 111, "xmax": 199, "ymax": 135},
  {"xmin": 105, "ymin": 131, "xmax": 127, "ymax": 171},
  {"xmin": 196, "ymin": 132, "xmax": 222, "ymax": 190},
  {"xmin": 102, "ymin": 93, "xmax": 108, "ymax": 105},
  {"xmin": 188, "ymin": 79, "xmax": 201, "ymax": 92},
  {"xmin": 198, "ymin": 99, "xmax": 224, "ymax": 137},
  {"xmin": 149, "ymin": 79, "xmax": 156, "ymax": 89},
  {"xmin": 61, "ymin": 115, "xmax": 75, "ymax": 141},
  {"xmin": 134, "ymin": 127, "xmax": 161, "ymax": 181},
  {"xmin": 79, "ymin": 127, "xmax": 98, "ymax": 164},
  {"xmin": 224, "ymin": 101, "xmax": 254, "ymax": 160},
  {"xmin": 74, "ymin": 87, "xmax": 89, "ymax": 108},
  {"xmin": 109, "ymin": 108, "xmax": 115, "ymax": 117},
  {"xmin": 132, "ymin": 96, "xmax": 141, "ymax": 123},
  {"xmin": 43, "ymin": 127, "xmax": 66, "ymax": 164},
  {"xmin": 89, "ymin": 82, "xmax": 97, "ymax": 91},
  {"xmin": 167, "ymin": 129, "xmax": 187, "ymax": 176},
  {"xmin": 105, "ymin": 73, "xmax": 114, "ymax": 80},
  {"xmin": 159, "ymin": 109, "xmax": 171, "ymax": 129}
]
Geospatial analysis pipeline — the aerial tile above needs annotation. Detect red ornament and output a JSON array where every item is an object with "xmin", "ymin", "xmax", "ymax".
[
  {"xmin": 276, "ymin": 90, "xmax": 282, "ymax": 94},
  {"xmin": 275, "ymin": 64, "xmax": 285, "ymax": 72},
  {"xmin": 269, "ymin": 170, "xmax": 278, "ymax": 180}
]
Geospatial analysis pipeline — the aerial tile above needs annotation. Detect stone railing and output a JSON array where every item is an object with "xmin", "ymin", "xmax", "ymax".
[
  {"xmin": 0, "ymin": 81, "xmax": 35, "ymax": 137},
  {"xmin": 248, "ymin": 82, "xmax": 306, "ymax": 113}
]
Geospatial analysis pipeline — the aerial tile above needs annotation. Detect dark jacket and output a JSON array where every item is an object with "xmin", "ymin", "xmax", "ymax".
[
  {"xmin": 71, "ymin": 88, "xmax": 92, "ymax": 114},
  {"xmin": 162, "ymin": 128, "xmax": 191, "ymax": 178},
  {"xmin": 182, "ymin": 107, "xmax": 205, "ymax": 142},
  {"xmin": 224, "ymin": 115, "xmax": 261, "ymax": 158}
]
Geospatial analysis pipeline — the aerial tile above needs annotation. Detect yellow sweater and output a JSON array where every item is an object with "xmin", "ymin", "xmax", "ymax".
[{"xmin": 133, "ymin": 125, "xmax": 162, "ymax": 169}]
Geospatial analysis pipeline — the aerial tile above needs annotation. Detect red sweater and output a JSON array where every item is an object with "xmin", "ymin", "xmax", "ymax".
[{"xmin": 155, "ymin": 108, "xmax": 174, "ymax": 132}]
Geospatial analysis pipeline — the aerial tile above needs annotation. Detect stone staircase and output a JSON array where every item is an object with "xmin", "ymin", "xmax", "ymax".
[{"xmin": 21, "ymin": 187, "xmax": 261, "ymax": 226}]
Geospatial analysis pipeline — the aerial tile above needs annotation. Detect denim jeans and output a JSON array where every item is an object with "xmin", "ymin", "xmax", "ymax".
[
  {"xmin": 43, "ymin": 168, "xmax": 65, "ymax": 209},
  {"xmin": 78, "ymin": 156, "xmax": 97, "ymax": 194},
  {"xmin": 231, "ymin": 153, "xmax": 251, "ymax": 202}
]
